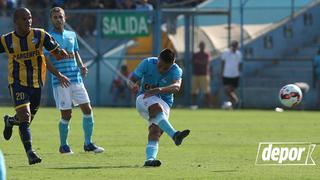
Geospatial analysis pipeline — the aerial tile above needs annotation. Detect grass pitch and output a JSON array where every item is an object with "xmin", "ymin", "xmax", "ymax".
[{"xmin": 0, "ymin": 107, "xmax": 320, "ymax": 179}]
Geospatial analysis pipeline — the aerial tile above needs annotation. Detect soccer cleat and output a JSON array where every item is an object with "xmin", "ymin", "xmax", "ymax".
[
  {"xmin": 27, "ymin": 150, "xmax": 42, "ymax": 165},
  {"xmin": 59, "ymin": 145, "xmax": 74, "ymax": 154},
  {"xmin": 143, "ymin": 159, "xmax": 161, "ymax": 167},
  {"xmin": 3, "ymin": 115, "xmax": 13, "ymax": 140},
  {"xmin": 84, "ymin": 143, "xmax": 104, "ymax": 153},
  {"xmin": 173, "ymin": 129, "xmax": 190, "ymax": 146}
]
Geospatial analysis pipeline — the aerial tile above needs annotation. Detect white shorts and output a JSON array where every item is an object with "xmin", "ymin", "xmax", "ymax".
[
  {"xmin": 136, "ymin": 94, "xmax": 170, "ymax": 125},
  {"xmin": 53, "ymin": 83, "xmax": 90, "ymax": 110}
]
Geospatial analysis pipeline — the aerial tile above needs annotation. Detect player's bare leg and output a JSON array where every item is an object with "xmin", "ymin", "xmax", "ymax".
[
  {"xmin": 79, "ymin": 103, "xmax": 104, "ymax": 153},
  {"xmin": 224, "ymin": 85, "xmax": 238, "ymax": 105},
  {"xmin": 191, "ymin": 94, "xmax": 198, "ymax": 109},
  {"xmin": 205, "ymin": 93, "xmax": 212, "ymax": 108}
]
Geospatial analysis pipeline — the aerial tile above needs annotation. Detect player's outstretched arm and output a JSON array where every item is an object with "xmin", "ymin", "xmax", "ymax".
[
  {"xmin": 45, "ymin": 56, "xmax": 71, "ymax": 88},
  {"xmin": 51, "ymin": 48, "xmax": 68, "ymax": 60},
  {"xmin": 43, "ymin": 31, "xmax": 68, "ymax": 60}
]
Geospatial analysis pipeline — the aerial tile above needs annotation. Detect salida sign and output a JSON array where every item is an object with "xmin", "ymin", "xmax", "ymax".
[{"xmin": 102, "ymin": 12, "xmax": 149, "ymax": 38}]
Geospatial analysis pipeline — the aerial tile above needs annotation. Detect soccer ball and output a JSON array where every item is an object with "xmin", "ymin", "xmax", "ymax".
[
  {"xmin": 278, "ymin": 84, "xmax": 303, "ymax": 108},
  {"xmin": 221, "ymin": 101, "xmax": 233, "ymax": 110}
]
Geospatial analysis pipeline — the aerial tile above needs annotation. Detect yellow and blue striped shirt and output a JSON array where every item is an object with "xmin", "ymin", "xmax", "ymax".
[{"xmin": 0, "ymin": 28, "xmax": 59, "ymax": 88}]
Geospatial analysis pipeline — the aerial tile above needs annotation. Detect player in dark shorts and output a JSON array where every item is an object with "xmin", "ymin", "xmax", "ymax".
[
  {"xmin": 223, "ymin": 77, "xmax": 239, "ymax": 89},
  {"xmin": 0, "ymin": 8, "xmax": 69, "ymax": 165},
  {"xmin": 221, "ymin": 41, "xmax": 242, "ymax": 107}
]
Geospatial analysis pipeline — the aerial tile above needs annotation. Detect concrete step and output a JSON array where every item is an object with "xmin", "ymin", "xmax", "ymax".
[
  {"xmin": 267, "ymin": 61, "xmax": 312, "ymax": 67},
  {"xmin": 256, "ymin": 68, "xmax": 312, "ymax": 78},
  {"xmin": 260, "ymin": 67, "xmax": 312, "ymax": 72},
  {"xmin": 296, "ymin": 46, "xmax": 319, "ymax": 56},
  {"xmin": 242, "ymin": 87, "xmax": 280, "ymax": 108},
  {"xmin": 244, "ymin": 60, "xmax": 312, "ymax": 67},
  {"xmin": 243, "ymin": 77, "xmax": 313, "ymax": 87}
]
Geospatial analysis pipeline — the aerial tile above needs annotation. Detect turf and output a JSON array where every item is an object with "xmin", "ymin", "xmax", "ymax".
[{"xmin": 0, "ymin": 107, "xmax": 319, "ymax": 179}]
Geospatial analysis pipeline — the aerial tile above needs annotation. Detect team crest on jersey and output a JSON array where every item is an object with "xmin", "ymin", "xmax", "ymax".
[
  {"xmin": 66, "ymin": 37, "xmax": 73, "ymax": 45},
  {"xmin": 32, "ymin": 38, "xmax": 39, "ymax": 45}
]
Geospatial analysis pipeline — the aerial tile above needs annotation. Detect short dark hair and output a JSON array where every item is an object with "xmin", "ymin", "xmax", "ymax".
[
  {"xmin": 13, "ymin": 7, "xmax": 30, "ymax": 22},
  {"xmin": 159, "ymin": 48, "xmax": 175, "ymax": 64},
  {"xmin": 50, "ymin": 7, "xmax": 65, "ymax": 17},
  {"xmin": 231, "ymin": 40, "xmax": 239, "ymax": 47}
]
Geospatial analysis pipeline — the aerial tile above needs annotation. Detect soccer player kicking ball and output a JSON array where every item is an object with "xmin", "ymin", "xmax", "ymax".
[
  {"xmin": 1, "ymin": 8, "xmax": 69, "ymax": 165},
  {"xmin": 45, "ymin": 7, "xmax": 104, "ymax": 154},
  {"xmin": 131, "ymin": 49, "xmax": 190, "ymax": 167}
]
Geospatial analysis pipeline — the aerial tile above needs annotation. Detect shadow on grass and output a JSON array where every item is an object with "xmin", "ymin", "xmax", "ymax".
[{"xmin": 47, "ymin": 165, "xmax": 141, "ymax": 170}]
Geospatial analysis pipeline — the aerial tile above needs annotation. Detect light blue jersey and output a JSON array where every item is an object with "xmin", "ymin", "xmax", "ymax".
[
  {"xmin": 45, "ymin": 29, "xmax": 82, "ymax": 87},
  {"xmin": 132, "ymin": 57, "xmax": 182, "ymax": 107}
]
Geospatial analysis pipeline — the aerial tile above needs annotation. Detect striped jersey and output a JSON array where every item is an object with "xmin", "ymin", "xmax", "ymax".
[
  {"xmin": 46, "ymin": 29, "xmax": 82, "ymax": 87},
  {"xmin": 0, "ymin": 28, "xmax": 59, "ymax": 88}
]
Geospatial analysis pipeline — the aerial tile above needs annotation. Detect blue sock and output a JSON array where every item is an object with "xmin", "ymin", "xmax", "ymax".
[
  {"xmin": 59, "ymin": 119, "xmax": 69, "ymax": 146},
  {"xmin": 0, "ymin": 151, "xmax": 5, "ymax": 180},
  {"xmin": 155, "ymin": 112, "xmax": 177, "ymax": 138},
  {"xmin": 146, "ymin": 140, "xmax": 159, "ymax": 161},
  {"xmin": 83, "ymin": 113, "xmax": 94, "ymax": 146},
  {"xmin": 19, "ymin": 122, "xmax": 32, "ymax": 153}
]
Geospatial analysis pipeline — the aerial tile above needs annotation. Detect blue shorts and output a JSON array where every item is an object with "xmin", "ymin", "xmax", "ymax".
[{"xmin": 8, "ymin": 83, "xmax": 41, "ymax": 115}]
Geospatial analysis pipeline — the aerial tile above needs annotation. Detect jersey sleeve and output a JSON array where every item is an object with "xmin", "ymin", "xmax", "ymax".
[
  {"xmin": 0, "ymin": 36, "xmax": 5, "ymax": 53},
  {"xmin": 74, "ymin": 33, "xmax": 79, "ymax": 52},
  {"xmin": 132, "ymin": 59, "xmax": 148, "ymax": 80},
  {"xmin": 43, "ymin": 46, "xmax": 50, "ymax": 57},
  {"xmin": 43, "ymin": 31, "xmax": 59, "ymax": 52},
  {"xmin": 172, "ymin": 67, "xmax": 182, "ymax": 81}
]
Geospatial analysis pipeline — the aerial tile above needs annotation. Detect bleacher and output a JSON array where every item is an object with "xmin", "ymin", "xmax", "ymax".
[{"xmin": 241, "ymin": 1, "xmax": 320, "ymax": 109}]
